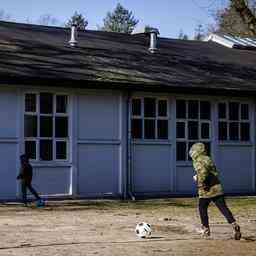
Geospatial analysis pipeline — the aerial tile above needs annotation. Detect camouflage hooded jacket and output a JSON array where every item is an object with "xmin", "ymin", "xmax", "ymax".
[{"xmin": 189, "ymin": 143, "xmax": 223, "ymax": 198}]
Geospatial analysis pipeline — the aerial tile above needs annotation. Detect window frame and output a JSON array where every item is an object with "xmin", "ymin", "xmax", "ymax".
[
  {"xmin": 218, "ymin": 101, "xmax": 251, "ymax": 143},
  {"xmin": 23, "ymin": 92, "xmax": 70, "ymax": 162},
  {"xmin": 176, "ymin": 99, "xmax": 212, "ymax": 162},
  {"xmin": 131, "ymin": 97, "xmax": 170, "ymax": 140}
]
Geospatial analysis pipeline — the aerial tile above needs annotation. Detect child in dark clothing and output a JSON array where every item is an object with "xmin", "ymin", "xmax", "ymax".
[{"xmin": 17, "ymin": 154, "xmax": 43, "ymax": 206}]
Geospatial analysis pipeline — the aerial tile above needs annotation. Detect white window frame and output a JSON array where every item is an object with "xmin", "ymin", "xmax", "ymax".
[
  {"xmin": 218, "ymin": 101, "xmax": 251, "ymax": 142},
  {"xmin": 131, "ymin": 97, "xmax": 169, "ymax": 140},
  {"xmin": 176, "ymin": 99, "xmax": 211, "ymax": 161},
  {"xmin": 23, "ymin": 92, "xmax": 70, "ymax": 162}
]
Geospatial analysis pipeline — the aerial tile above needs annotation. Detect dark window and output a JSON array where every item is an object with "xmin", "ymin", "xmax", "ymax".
[
  {"xmin": 177, "ymin": 142, "xmax": 186, "ymax": 161},
  {"xmin": 131, "ymin": 119, "xmax": 142, "ymax": 139},
  {"xmin": 157, "ymin": 120, "xmax": 168, "ymax": 139},
  {"xmin": 25, "ymin": 141, "xmax": 36, "ymax": 159},
  {"xmin": 240, "ymin": 123, "xmax": 250, "ymax": 141},
  {"xmin": 24, "ymin": 115, "xmax": 37, "ymax": 137},
  {"xmin": 188, "ymin": 100, "xmax": 198, "ymax": 119},
  {"xmin": 40, "ymin": 93, "xmax": 53, "ymax": 114},
  {"xmin": 241, "ymin": 104, "xmax": 249, "ymax": 120},
  {"xmin": 176, "ymin": 100, "xmax": 186, "ymax": 119},
  {"xmin": 55, "ymin": 117, "xmax": 68, "ymax": 138},
  {"xmin": 25, "ymin": 94, "xmax": 36, "ymax": 112},
  {"xmin": 218, "ymin": 103, "xmax": 226, "ymax": 119},
  {"xmin": 229, "ymin": 102, "xmax": 239, "ymax": 121},
  {"xmin": 188, "ymin": 141, "xmax": 195, "ymax": 161},
  {"xmin": 132, "ymin": 99, "xmax": 141, "ymax": 116},
  {"xmin": 144, "ymin": 98, "xmax": 156, "ymax": 117},
  {"xmin": 218, "ymin": 122, "xmax": 227, "ymax": 140},
  {"xmin": 204, "ymin": 142, "xmax": 211, "ymax": 156},
  {"xmin": 201, "ymin": 123, "xmax": 210, "ymax": 139},
  {"xmin": 188, "ymin": 121, "xmax": 198, "ymax": 140},
  {"xmin": 176, "ymin": 122, "xmax": 185, "ymax": 139},
  {"xmin": 158, "ymin": 100, "xmax": 167, "ymax": 117},
  {"xmin": 200, "ymin": 101, "xmax": 211, "ymax": 120},
  {"xmin": 40, "ymin": 140, "xmax": 53, "ymax": 161},
  {"xmin": 229, "ymin": 122, "xmax": 239, "ymax": 140},
  {"xmin": 144, "ymin": 119, "xmax": 155, "ymax": 139},
  {"xmin": 40, "ymin": 116, "xmax": 53, "ymax": 137},
  {"xmin": 56, "ymin": 141, "xmax": 67, "ymax": 160},
  {"xmin": 56, "ymin": 95, "xmax": 68, "ymax": 113}
]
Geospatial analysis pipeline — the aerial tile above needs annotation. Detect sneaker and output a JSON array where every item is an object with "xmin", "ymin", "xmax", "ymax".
[
  {"xmin": 232, "ymin": 223, "xmax": 241, "ymax": 240},
  {"xmin": 196, "ymin": 225, "xmax": 210, "ymax": 238}
]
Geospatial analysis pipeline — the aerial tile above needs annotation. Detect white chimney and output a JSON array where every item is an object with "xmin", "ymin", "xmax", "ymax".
[
  {"xmin": 69, "ymin": 23, "xmax": 78, "ymax": 47},
  {"xmin": 148, "ymin": 28, "xmax": 160, "ymax": 53}
]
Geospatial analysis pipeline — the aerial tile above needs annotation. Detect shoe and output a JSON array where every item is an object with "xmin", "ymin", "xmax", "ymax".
[
  {"xmin": 196, "ymin": 225, "xmax": 210, "ymax": 238},
  {"xmin": 232, "ymin": 223, "xmax": 241, "ymax": 240},
  {"xmin": 36, "ymin": 199, "xmax": 45, "ymax": 208}
]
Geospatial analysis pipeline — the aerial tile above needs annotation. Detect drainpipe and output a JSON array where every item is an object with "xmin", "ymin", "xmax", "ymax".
[{"xmin": 127, "ymin": 93, "xmax": 135, "ymax": 201}]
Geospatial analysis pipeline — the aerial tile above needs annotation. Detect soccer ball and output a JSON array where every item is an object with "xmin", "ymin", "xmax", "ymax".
[{"xmin": 135, "ymin": 222, "xmax": 152, "ymax": 238}]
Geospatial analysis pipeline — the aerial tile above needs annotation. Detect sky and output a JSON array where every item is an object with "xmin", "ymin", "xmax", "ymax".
[{"xmin": 0, "ymin": 0, "xmax": 229, "ymax": 39}]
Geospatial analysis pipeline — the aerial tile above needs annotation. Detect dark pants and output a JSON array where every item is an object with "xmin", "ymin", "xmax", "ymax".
[
  {"xmin": 199, "ymin": 195, "xmax": 235, "ymax": 228},
  {"xmin": 21, "ymin": 181, "xmax": 40, "ymax": 204}
]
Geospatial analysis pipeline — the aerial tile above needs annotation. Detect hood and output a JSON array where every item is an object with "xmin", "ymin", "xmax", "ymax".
[{"xmin": 189, "ymin": 143, "xmax": 206, "ymax": 160}]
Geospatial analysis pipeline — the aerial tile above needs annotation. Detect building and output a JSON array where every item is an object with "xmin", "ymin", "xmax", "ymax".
[{"xmin": 0, "ymin": 21, "xmax": 255, "ymax": 200}]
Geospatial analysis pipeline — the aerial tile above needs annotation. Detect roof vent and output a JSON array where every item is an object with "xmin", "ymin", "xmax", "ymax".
[
  {"xmin": 147, "ymin": 27, "xmax": 160, "ymax": 53},
  {"xmin": 69, "ymin": 23, "xmax": 78, "ymax": 47}
]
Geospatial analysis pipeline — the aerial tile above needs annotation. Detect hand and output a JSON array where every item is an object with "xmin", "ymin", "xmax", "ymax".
[{"xmin": 193, "ymin": 175, "xmax": 197, "ymax": 182}]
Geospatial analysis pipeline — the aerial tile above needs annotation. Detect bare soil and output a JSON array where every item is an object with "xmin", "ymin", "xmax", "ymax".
[{"xmin": 0, "ymin": 197, "xmax": 256, "ymax": 256}]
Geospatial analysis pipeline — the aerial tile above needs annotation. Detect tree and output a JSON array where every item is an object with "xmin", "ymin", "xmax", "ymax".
[
  {"xmin": 194, "ymin": 24, "xmax": 205, "ymax": 41},
  {"xmin": 37, "ymin": 14, "xmax": 59, "ymax": 26},
  {"xmin": 101, "ymin": 3, "xmax": 139, "ymax": 34},
  {"xmin": 178, "ymin": 29, "xmax": 189, "ymax": 40},
  {"xmin": 66, "ymin": 11, "xmax": 88, "ymax": 30}
]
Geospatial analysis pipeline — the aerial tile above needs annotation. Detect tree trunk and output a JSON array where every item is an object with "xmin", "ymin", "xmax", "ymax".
[{"xmin": 231, "ymin": 0, "xmax": 256, "ymax": 36}]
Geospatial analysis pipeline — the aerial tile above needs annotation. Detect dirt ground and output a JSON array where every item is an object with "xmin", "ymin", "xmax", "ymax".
[{"xmin": 0, "ymin": 197, "xmax": 256, "ymax": 256}]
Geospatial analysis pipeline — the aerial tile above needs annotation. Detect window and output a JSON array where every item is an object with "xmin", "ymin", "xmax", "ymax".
[
  {"xmin": 176, "ymin": 100, "xmax": 211, "ymax": 161},
  {"xmin": 131, "ymin": 97, "xmax": 169, "ymax": 140},
  {"xmin": 218, "ymin": 102, "xmax": 250, "ymax": 142},
  {"xmin": 24, "ymin": 93, "xmax": 69, "ymax": 161}
]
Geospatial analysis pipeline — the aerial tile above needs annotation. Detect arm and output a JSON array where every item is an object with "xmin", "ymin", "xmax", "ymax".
[{"xmin": 193, "ymin": 159, "xmax": 209, "ymax": 191}]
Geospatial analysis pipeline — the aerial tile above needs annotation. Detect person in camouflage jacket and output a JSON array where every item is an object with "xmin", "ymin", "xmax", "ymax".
[{"xmin": 189, "ymin": 143, "xmax": 241, "ymax": 240}]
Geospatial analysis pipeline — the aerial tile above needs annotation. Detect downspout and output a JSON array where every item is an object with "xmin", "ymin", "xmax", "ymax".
[{"xmin": 127, "ymin": 93, "xmax": 136, "ymax": 200}]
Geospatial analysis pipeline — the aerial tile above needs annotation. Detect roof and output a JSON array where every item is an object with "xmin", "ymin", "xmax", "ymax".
[{"xmin": 1, "ymin": 21, "xmax": 256, "ymax": 94}]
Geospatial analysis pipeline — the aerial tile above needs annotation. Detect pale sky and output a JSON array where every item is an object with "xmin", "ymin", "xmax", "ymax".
[{"xmin": 0, "ymin": 0, "xmax": 229, "ymax": 38}]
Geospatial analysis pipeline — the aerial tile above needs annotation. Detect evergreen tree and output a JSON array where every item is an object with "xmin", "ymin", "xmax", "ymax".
[
  {"xmin": 194, "ymin": 24, "xmax": 205, "ymax": 41},
  {"xmin": 66, "ymin": 11, "xmax": 88, "ymax": 30},
  {"xmin": 178, "ymin": 29, "xmax": 189, "ymax": 40},
  {"xmin": 101, "ymin": 3, "xmax": 139, "ymax": 34}
]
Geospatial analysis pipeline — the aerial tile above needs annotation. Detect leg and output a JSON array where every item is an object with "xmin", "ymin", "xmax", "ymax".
[
  {"xmin": 27, "ymin": 183, "xmax": 41, "ymax": 200},
  {"xmin": 198, "ymin": 198, "xmax": 211, "ymax": 228},
  {"xmin": 21, "ymin": 182, "xmax": 27, "ymax": 205}
]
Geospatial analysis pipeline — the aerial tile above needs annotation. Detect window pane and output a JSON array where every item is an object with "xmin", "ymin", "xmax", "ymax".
[
  {"xmin": 144, "ymin": 98, "xmax": 156, "ymax": 117},
  {"xmin": 218, "ymin": 122, "xmax": 227, "ymax": 140},
  {"xmin": 157, "ymin": 120, "xmax": 168, "ymax": 139},
  {"xmin": 218, "ymin": 103, "xmax": 226, "ymax": 119},
  {"xmin": 25, "ymin": 141, "xmax": 36, "ymax": 160},
  {"xmin": 40, "ymin": 116, "xmax": 53, "ymax": 137},
  {"xmin": 131, "ymin": 119, "xmax": 142, "ymax": 139},
  {"xmin": 188, "ymin": 142, "xmax": 195, "ymax": 161},
  {"xmin": 40, "ymin": 93, "xmax": 53, "ymax": 114},
  {"xmin": 201, "ymin": 123, "xmax": 210, "ymax": 139},
  {"xmin": 176, "ymin": 100, "xmax": 186, "ymax": 119},
  {"xmin": 229, "ymin": 102, "xmax": 239, "ymax": 121},
  {"xmin": 188, "ymin": 100, "xmax": 198, "ymax": 119},
  {"xmin": 177, "ymin": 142, "xmax": 186, "ymax": 161},
  {"xmin": 144, "ymin": 119, "xmax": 155, "ymax": 139},
  {"xmin": 176, "ymin": 122, "xmax": 185, "ymax": 139},
  {"xmin": 40, "ymin": 140, "xmax": 53, "ymax": 161},
  {"xmin": 241, "ymin": 104, "xmax": 249, "ymax": 120},
  {"xmin": 25, "ymin": 94, "xmax": 36, "ymax": 112},
  {"xmin": 188, "ymin": 121, "xmax": 198, "ymax": 140},
  {"xmin": 229, "ymin": 122, "xmax": 239, "ymax": 140},
  {"xmin": 56, "ymin": 95, "xmax": 68, "ymax": 113},
  {"xmin": 55, "ymin": 117, "xmax": 68, "ymax": 138},
  {"xmin": 132, "ymin": 99, "xmax": 141, "ymax": 116},
  {"xmin": 241, "ymin": 123, "xmax": 250, "ymax": 141},
  {"xmin": 158, "ymin": 100, "xmax": 167, "ymax": 117},
  {"xmin": 204, "ymin": 142, "xmax": 211, "ymax": 156},
  {"xmin": 200, "ymin": 101, "xmax": 211, "ymax": 120},
  {"xmin": 56, "ymin": 141, "xmax": 67, "ymax": 160},
  {"xmin": 24, "ymin": 115, "xmax": 37, "ymax": 137}
]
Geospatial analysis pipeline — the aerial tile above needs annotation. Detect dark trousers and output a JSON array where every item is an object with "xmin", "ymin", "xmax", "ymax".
[
  {"xmin": 199, "ymin": 195, "xmax": 235, "ymax": 228},
  {"xmin": 21, "ymin": 181, "xmax": 40, "ymax": 203}
]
